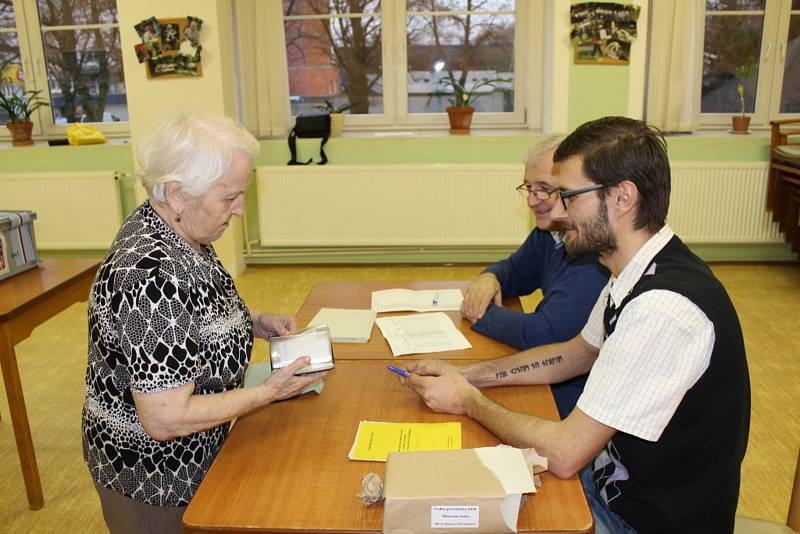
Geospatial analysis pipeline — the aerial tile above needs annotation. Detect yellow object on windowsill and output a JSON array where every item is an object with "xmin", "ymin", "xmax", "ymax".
[{"xmin": 66, "ymin": 124, "xmax": 106, "ymax": 146}]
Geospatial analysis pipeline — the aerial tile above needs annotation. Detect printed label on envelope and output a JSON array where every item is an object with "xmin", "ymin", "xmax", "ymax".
[{"xmin": 431, "ymin": 505, "xmax": 479, "ymax": 528}]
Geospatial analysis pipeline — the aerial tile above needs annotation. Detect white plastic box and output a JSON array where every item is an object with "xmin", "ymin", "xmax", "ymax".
[{"xmin": 0, "ymin": 210, "xmax": 39, "ymax": 282}]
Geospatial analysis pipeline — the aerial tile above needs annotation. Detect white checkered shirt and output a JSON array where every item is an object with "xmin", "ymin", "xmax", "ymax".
[{"xmin": 577, "ymin": 225, "xmax": 714, "ymax": 442}]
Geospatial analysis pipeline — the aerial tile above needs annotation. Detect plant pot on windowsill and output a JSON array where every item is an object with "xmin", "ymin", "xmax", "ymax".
[
  {"xmin": 731, "ymin": 116, "xmax": 751, "ymax": 134},
  {"xmin": 6, "ymin": 121, "xmax": 34, "ymax": 146},
  {"xmin": 1, "ymin": 86, "xmax": 49, "ymax": 147},
  {"xmin": 446, "ymin": 106, "xmax": 475, "ymax": 135}
]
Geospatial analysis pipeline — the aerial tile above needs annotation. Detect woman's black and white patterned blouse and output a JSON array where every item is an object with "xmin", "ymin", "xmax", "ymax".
[{"xmin": 82, "ymin": 201, "xmax": 253, "ymax": 506}]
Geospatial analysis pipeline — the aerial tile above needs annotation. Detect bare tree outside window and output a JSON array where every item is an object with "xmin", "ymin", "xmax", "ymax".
[
  {"xmin": 0, "ymin": 0, "xmax": 22, "ymax": 124},
  {"xmin": 701, "ymin": 0, "xmax": 764, "ymax": 114},
  {"xmin": 36, "ymin": 0, "xmax": 126, "ymax": 124},
  {"xmin": 780, "ymin": 2, "xmax": 800, "ymax": 112},
  {"xmin": 284, "ymin": 0, "xmax": 382, "ymax": 116},
  {"xmin": 406, "ymin": 0, "xmax": 514, "ymax": 113}
]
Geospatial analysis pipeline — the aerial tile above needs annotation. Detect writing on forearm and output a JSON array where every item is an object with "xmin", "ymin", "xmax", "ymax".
[{"xmin": 494, "ymin": 355, "xmax": 565, "ymax": 380}]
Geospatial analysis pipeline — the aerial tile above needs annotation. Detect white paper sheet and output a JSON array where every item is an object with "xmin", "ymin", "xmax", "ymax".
[
  {"xmin": 375, "ymin": 312, "xmax": 471, "ymax": 356},
  {"xmin": 307, "ymin": 307, "xmax": 376, "ymax": 343},
  {"xmin": 371, "ymin": 288, "xmax": 463, "ymax": 313}
]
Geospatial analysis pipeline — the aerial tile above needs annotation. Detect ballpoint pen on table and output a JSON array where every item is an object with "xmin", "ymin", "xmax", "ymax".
[
  {"xmin": 387, "ymin": 365, "xmax": 411, "ymax": 378},
  {"xmin": 432, "ymin": 291, "xmax": 439, "ymax": 307}
]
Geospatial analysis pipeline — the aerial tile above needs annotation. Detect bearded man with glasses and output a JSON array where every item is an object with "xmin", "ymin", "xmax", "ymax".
[
  {"xmin": 402, "ymin": 117, "xmax": 750, "ymax": 534},
  {"xmin": 461, "ymin": 135, "xmax": 609, "ymax": 419}
]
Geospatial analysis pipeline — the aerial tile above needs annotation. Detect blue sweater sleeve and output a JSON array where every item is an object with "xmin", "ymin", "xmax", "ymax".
[{"xmin": 474, "ymin": 246, "xmax": 609, "ymax": 350}]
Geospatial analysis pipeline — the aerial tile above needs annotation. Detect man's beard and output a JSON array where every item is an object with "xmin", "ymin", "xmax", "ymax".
[{"xmin": 562, "ymin": 197, "xmax": 617, "ymax": 257}]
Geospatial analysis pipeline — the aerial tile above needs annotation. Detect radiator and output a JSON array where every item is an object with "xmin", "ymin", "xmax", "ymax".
[
  {"xmin": 1, "ymin": 171, "xmax": 122, "ymax": 249},
  {"xmin": 256, "ymin": 162, "xmax": 780, "ymax": 249},
  {"xmin": 257, "ymin": 164, "xmax": 529, "ymax": 247},
  {"xmin": 669, "ymin": 162, "xmax": 781, "ymax": 243}
]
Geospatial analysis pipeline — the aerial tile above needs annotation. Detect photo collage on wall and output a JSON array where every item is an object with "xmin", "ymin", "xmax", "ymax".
[
  {"xmin": 134, "ymin": 16, "xmax": 203, "ymax": 78},
  {"xmin": 570, "ymin": 3, "xmax": 639, "ymax": 65}
]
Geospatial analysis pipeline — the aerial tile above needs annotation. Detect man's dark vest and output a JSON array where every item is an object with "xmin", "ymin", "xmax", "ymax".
[{"xmin": 595, "ymin": 235, "xmax": 750, "ymax": 533}]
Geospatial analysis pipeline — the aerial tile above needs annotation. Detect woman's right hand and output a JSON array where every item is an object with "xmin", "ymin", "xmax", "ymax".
[{"xmin": 263, "ymin": 357, "xmax": 328, "ymax": 402}]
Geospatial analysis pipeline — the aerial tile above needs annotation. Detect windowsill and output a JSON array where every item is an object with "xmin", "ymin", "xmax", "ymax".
[
  {"xmin": 265, "ymin": 127, "xmax": 773, "ymax": 141},
  {"xmin": 263, "ymin": 127, "xmax": 537, "ymax": 141},
  {"xmin": 0, "ymin": 137, "xmax": 132, "ymax": 149},
  {"xmin": 668, "ymin": 129, "xmax": 770, "ymax": 138}
]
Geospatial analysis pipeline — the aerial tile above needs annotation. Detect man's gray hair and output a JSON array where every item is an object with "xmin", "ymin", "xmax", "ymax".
[
  {"xmin": 137, "ymin": 112, "xmax": 260, "ymax": 203},
  {"xmin": 524, "ymin": 134, "xmax": 566, "ymax": 167}
]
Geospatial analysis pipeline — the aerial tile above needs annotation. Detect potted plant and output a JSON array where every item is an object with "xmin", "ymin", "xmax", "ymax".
[
  {"xmin": 732, "ymin": 56, "xmax": 756, "ymax": 133},
  {"xmin": 314, "ymin": 99, "xmax": 357, "ymax": 137},
  {"xmin": 438, "ymin": 74, "xmax": 510, "ymax": 134},
  {"xmin": 0, "ymin": 85, "xmax": 50, "ymax": 147}
]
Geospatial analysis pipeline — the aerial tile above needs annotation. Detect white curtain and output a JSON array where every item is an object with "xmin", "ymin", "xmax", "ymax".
[
  {"xmin": 646, "ymin": 0, "xmax": 704, "ymax": 132},
  {"xmin": 232, "ymin": 0, "xmax": 289, "ymax": 137}
]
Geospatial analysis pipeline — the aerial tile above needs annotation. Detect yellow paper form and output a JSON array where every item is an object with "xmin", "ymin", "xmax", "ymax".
[{"xmin": 348, "ymin": 421, "xmax": 461, "ymax": 461}]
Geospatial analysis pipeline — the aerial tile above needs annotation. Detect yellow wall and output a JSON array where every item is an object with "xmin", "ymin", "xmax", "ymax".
[{"xmin": 117, "ymin": 0, "xmax": 245, "ymax": 276}]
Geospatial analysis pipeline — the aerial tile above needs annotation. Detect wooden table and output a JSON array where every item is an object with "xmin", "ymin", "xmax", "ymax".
[
  {"xmin": 0, "ymin": 258, "xmax": 99, "ymax": 510},
  {"xmin": 296, "ymin": 280, "xmax": 524, "ymax": 360},
  {"xmin": 183, "ymin": 360, "xmax": 593, "ymax": 533}
]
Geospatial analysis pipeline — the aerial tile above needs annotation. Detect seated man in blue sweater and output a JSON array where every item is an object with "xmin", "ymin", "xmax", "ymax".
[{"xmin": 462, "ymin": 135, "xmax": 609, "ymax": 418}]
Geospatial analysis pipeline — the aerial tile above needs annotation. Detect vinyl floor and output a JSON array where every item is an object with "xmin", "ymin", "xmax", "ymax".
[{"xmin": 1, "ymin": 263, "xmax": 798, "ymax": 532}]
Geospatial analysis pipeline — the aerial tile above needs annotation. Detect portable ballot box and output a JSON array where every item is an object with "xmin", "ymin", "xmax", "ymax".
[
  {"xmin": 383, "ymin": 447, "xmax": 542, "ymax": 534},
  {"xmin": 0, "ymin": 211, "xmax": 39, "ymax": 282}
]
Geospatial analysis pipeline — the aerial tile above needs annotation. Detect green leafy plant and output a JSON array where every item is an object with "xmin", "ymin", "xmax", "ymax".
[
  {"xmin": 0, "ymin": 85, "xmax": 50, "ymax": 124},
  {"xmin": 734, "ymin": 56, "xmax": 757, "ymax": 117},
  {"xmin": 437, "ymin": 74, "xmax": 511, "ymax": 108},
  {"xmin": 314, "ymin": 99, "xmax": 357, "ymax": 114}
]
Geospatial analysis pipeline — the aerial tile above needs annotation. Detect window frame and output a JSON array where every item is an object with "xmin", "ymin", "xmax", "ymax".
[
  {"xmin": 699, "ymin": 0, "xmax": 799, "ymax": 129},
  {"xmin": 276, "ymin": 0, "xmax": 543, "ymax": 133},
  {"xmin": 1, "ymin": 0, "xmax": 128, "ymax": 141}
]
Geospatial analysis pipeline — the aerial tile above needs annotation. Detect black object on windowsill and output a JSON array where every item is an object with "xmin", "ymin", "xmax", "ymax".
[{"xmin": 47, "ymin": 139, "xmax": 70, "ymax": 146}]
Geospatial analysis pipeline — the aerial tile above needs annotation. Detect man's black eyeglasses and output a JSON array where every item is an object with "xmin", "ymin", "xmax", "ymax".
[
  {"xmin": 516, "ymin": 183, "xmax": 557, "ymax": 200},
  {"xmin": 558, "ymin": 183, "xmax": 609, "ymax": 210}
]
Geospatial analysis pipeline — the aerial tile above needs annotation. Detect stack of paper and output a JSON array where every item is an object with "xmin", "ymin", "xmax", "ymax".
[
  {"xmin": 371, "ymin": 288, "xmax": 463, "ymax": 313},
  {"xmin": 307, "ymin": 307, "xmax": 376, "ymax": 343},
  {"xmin": 375, "ymin": 312, "xmax": 472, "ymax": 356},
  {"xmin": 348, "ymin": 421, "xmax": 461, "ymax": 461}
]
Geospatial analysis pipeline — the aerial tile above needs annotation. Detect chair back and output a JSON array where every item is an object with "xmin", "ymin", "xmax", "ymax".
[{"xmin": 788, "ymin": 448, "xmax": 800, "ymax": 531}]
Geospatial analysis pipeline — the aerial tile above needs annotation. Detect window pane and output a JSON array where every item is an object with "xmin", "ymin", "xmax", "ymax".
[
  {"xmin": 0, "ymin": 30, "xmax": 22, "ymax": 123},
  {"xmin": 1, "ymin": 0, "xmax": 15, "ymax": 28},
  {"xmin": 284, "ymin": 0, "xmax": 380, "ymax": 17},
  {"xmin": 407, "ymin": 12, "xmax": 514, "ymax": 113},
  {"xmin": 701, "ymin": 14, "xmax": 763, "ymax": 113},
  {"xmin": 705, "ymin": 0, "xmax": 765, "ymax": 11},
  {"xmin": 407, "ymin": 0, "xmax": 514, "ymax": 11},
  {"xmin": 285, "ymin": 15, "xmax": 383, "ymax": 116},
  {"xmin": 41, "ymin": 28, "xmax": 127, "ymax": 123},
  {"xmin": 37, "ymin": 0, "xmax": 117, "ymax": 26},
  {"xmin": 780, "ymin": 13, "xmax": 800, "ymax": 112}
]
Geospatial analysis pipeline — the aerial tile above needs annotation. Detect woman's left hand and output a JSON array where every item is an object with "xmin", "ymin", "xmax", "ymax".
[{"xmin": 252, "ymin": 312, "xmax": 297, "ymax": 339}]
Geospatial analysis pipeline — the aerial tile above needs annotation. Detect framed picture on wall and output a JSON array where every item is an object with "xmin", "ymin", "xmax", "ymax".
[
  {"xmin": 570, "ymin": 2, "xmax": 639, "ymax": 65},
  {"xmin": 135, "ymin": 16, "xmax": 203, "ymax": 79}
]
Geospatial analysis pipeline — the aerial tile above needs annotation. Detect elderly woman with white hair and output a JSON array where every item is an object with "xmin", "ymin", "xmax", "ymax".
[{"xmin": 81, "ymin": 112, "xmax": 325, "ymax": 533}]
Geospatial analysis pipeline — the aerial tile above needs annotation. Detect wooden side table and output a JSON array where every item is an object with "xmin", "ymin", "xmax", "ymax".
[{"xmin": 0, "ymin": 258, "xmax": 99, "ymax": 510}]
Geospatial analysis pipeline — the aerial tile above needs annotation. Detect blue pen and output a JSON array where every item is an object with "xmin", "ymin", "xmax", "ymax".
[
  {"xmin": 387, "ymin": 365, "xmax": 411, "ymax": 378},
  {"xmin": 432, "ymin": 291, "xmax": 439, "ymax": 306}
]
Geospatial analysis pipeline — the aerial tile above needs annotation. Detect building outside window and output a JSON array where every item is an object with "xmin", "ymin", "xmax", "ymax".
[{"xmin": 279, "ymin": 0, "xmax": 534, "ymax": 130}]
